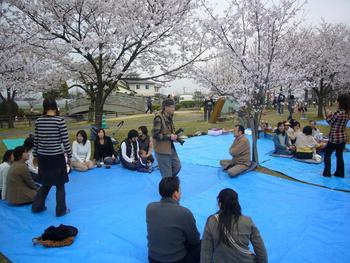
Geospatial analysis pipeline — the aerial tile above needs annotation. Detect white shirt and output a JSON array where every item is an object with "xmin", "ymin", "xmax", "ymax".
[
  {"xmin": 26, "ymin": 149, "xmax": 38, "ymax": 174},
  {"xmin": 121, "ymin": 140, "xmax": 140, "ymax": 163},
  {"xmin": 0, "ymin": 162, "xmax": 11, "ymax": 200},
  {"xmin": 72, "ymin": 140, "xmax": 91, "ymax": 162}
]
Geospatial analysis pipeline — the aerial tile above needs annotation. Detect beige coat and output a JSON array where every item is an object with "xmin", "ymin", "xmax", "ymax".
[
  {"xmin": 6, "ymin": 161, "xmax": 38, "ymax": 205},
  {"xmin": 220, "ymin": 135, "xmax": 251, "ymax": 168}
]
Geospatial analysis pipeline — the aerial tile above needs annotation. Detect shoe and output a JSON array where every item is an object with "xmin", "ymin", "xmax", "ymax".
[
  {"xmin": 322, "ymin": 174, "xmax": 331, "ymax": 177},
  {"xmin": 333, "ymin": 174, "xmax": 344, "ymax": 178},
  {"xmin": 56, "ymin": 209, "xmax": 71, "ymax": 217},
  {"xmin": 32, "ymin": 206, "xmax": 47, "ymax": 213}
]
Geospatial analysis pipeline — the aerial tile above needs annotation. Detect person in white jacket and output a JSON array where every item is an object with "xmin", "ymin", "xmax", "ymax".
[{"xmin": 71, "ymin": 130, "xmax": 94, "ymax": 171}]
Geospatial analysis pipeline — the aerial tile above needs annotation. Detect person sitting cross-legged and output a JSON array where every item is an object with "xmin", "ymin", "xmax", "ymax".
[
  {"xmin": 295, "ymin": 126, "xmax": 321, "ymax": 162},
  {"xmin": 220, "ymin": 125, "xmax": 252, "ymax": 177},
  {"xmin": 273, "ymin": 122, "xmax": 295, "ymax": 155},
  {"xmin": 146, "ymin": 176, "xmax": 201, "ymax": 263},
  {"xmin": 94, "ymin": 128, "xmax": 119, "ymax": 166},
  {"xmin": 119, "ymin": 129, "xmax": 140, "ymax": 171},
  {"xmin": 0, "ymin": 150, "xmax": 14, "ymax": 200},
  {"xmin": 71, "ymin": 130, "xmax": 95, "ymax": 171}
]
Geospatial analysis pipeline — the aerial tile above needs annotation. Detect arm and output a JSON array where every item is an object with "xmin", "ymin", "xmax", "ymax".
[
  {"xmin": 229, "ymin": 138, "xmax": 249, "ymax": 157},
  {"xmin": 33, "ymin": 120, "xmax": 38, "ymax": 157},
  {"xmin": 85, "ymin": 140, "xmax": 91, "ymax": 162},
  {"xmin": 273, "ymin": 134, "xmax": 287, "ymax": 150},
  {"xmin": 250, "ymin": 219, "xmax": 268, "ymax": 263},
  {"xmin": 200, "ymin": 216, "xmax": 215, "ymax": 263},
  {"xmin": 107, "ymin": 137, "xmax": 117, "ymax": 158},
  {"xmin": 136, "ymin": 141, "xmax": 140, "ymax": 159},
  {"xmin": 326, "ymin": 110, "xmax": 339, "ymax": 126},
  {"xmin": 183, "ymin": 210, "xmax": 200, "ymax": 246},
  {"xmin": 59, "ymin": 118, "xmax": 72, "ymax": 159},
  {"xmin": 26, "ymin": 151, "xmax": 38, "ymax": 174},
  {"xmin": 20, "ymin": 164, "xmax": 38, "ymax": 190},
  {"xmin": 94, "ymin": 140, "xmax": 100, "ymax": 160},
  {"xmin": 121, "ymin": 142, "xmax": 133, "ymax": 163},
  {"xmin": 152, "ymin": 116, "xmax": 171, "ymax": 141},
  {"xmin": 72, "ymin": 141, "xmax": 83, "ymax": 162},
  {"xmin": 147, "ymin": 137, "xmax": 153, "ymax": 157}
]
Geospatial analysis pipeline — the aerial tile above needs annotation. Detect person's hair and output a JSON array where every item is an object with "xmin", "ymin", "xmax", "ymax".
[
  {"xmin": 138, "ymin": 126, "xmax": 148, "ymax": 136},
  {"xmin": 234, "ymin": 125, "xmax": 245, "ymax": 134},
  {"xmin": 303, "ymin": 125, "xmax": 313, "ymax": 136},
  {"xmin": 23, "ymin": 137, "xmax": 34, "ymax": 151},
  {"xmin": 309, "ymin": 120, "xmax": 316, "ymax": 125},
  {"xmin": 128, "ymin": 129, "xmax": 139, "ymax": 139},
  {"xmin": 217, "ymin": 188, "xmax": 242, "ymax": 247},
  {"xmin": 13, "ymin": 146, "xmax": 26, "ymax": 161},
  {"xmin": 159, "ymin": 176, "xmax": 180, "ymax": 198},
  {"xmin": 76, "ymin": 130, "xmax": 88, "ymax": 145},
  {"xmin": 337, "ymin": 94, "xmax": 350, "ymax": 113},
  {"xmin": 291, "ymin": 121, "xmax": 300, "ymax": 129},
  {"xmin": 42, "ymin": 97, "xmax": 58, "ymax": 115},
  {"xmin": 96, "ymin": 128, "xmax": 106, "ymax": 141},
  {"xmin": 2, "ymin": 150, "xmax": 14, "ymax": 163},
  {"xmin": 275, "ymin": 122, "xmax": 284, "ymax": 134}
]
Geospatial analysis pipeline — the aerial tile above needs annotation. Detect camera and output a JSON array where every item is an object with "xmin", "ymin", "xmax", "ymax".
[{"xmin": 175, "ymin": 128, "xmax": 185, "ymax": 146}]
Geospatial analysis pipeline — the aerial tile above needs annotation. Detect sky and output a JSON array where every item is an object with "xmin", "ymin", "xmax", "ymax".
[{"xmin": 164, "ymin": 0, "xmax": 350, "ymax": 95}]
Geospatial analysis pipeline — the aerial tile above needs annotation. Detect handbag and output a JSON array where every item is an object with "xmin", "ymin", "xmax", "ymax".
[{"xmin": 32, "ymin": 224, "xmax": 78, "ymax": 248}]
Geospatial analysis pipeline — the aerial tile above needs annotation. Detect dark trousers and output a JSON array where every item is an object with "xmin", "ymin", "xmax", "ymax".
[
  {"xmin": 278, "ymin": 103, "xmax": 284, "ymax": 114},
  {"xmin": 323, "ymin": 142, "xmax": 345, "ymax": 177},
  {"xmin": 148, "ymin": 242, "xmax": 201, "ymax": 263},
  {"xmin": 204, "ymin": 109, "xmax": 212, "ymax": 121},
  {"xmin": 121, "ymin": 159, "xmax": 137, "ymax": 171},
  {"xmin": 32, "ymin": 184, "xmax": 66, "ymax": 216},
  {"xmin": 146, "ymin": 105, "xmax": 153, "ymax": 114}
]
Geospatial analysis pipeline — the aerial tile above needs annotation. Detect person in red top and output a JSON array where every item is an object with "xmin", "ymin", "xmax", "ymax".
[{"xmin": 323, "ymin": 94, "xmax": 350, "ymax": 177}]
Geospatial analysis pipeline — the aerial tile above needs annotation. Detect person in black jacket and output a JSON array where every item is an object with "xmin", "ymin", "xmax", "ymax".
[
  {"xmin": 203, "ymin": 96, "xmax": 214, "ymax": 121},
  {"xmin": 94, "ymin": 128, "xmax": 119, "ymax": 166},
  {"xmin": 119, "ymin": 129, "xmax": 140, "ymax": 170}
]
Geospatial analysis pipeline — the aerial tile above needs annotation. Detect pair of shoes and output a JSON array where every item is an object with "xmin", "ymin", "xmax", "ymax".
[
  {"xmin": 322, "ymin": 174, "xmax": 331, "ymax": 177},
  {"xmin": 32, "ymin": 206, "xmax": 47, "ymax": 213},
  {"xmin": 56, "ymin": 209, "xmax": 71, "ymax": 217}
]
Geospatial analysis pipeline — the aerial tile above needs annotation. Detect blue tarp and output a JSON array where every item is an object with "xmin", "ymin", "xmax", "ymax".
[
  {"xmin": 2, "ymin": 138, "xmax": 25, "ymax": 150},
  {"xmin": 317, "ymin": 119, "xmax": 350, "ymax": 128},
  {"xmin": 1, "ymin": 136, "xmax": 350, "ymax": 263}
]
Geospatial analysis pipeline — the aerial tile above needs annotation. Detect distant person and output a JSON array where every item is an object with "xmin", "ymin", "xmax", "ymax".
[
  {"xmin": 119, "ymin": 129, "xmax": 140, "ymax": 171},
  {"xmin": 287, "ymin": 94, "xmax": 295, "ymax": 120},
  {"xmin": 273, "ymin": 122, "xmax": 295, "ymax": 155},
  {"xmin": 138, "ymin": 126, "xmax": 154, "ymax": 163},
  {"xmin": 295, "ymin": 126, "xmax": 321, "ymax": 162},
  {"xmin": 323, "ymin": 94, "xmax": 350, "ymax": 177},
  {"xmin": 6, "ymin": 146, "xmax": 38, "ymax": 205},
  {"xmin": 152, "ymin": 98, "xmax": 181, "ymax": 177},
  {"xmin": 220, "ymin": 125, "xmax": 252, "ymax": 177},
  {"xmin": 0, "ymin": 150, "xmax": 14, "ymax": 200},
  {"xmin": 71, "ymin": 130, "xmax": 94, "ymax": 172},
  {"xmin": 23, "ymin": 136, "xmax": 38, "ymax": 181},
  {"xmin": 277, "ymin": 89, "xmax": 285, "ymax": 115},
  {"xmin": 203, "ymin": 96, "xmax": 214, "ymax": 121},
  {"xmin": 31, "ymin": 98, "xmax": 72, "ymax": 217},
  {"xmin": 146, "ymin": 96, "xmax": 153, "ymax": 114},
  {"xmin": 94, "ymin": 128, "xmax": 119, "ymax": 166},
  {"xmin": 137, "ymin": 149, "xmax": 152, "ymax": 173},
  {"xmin": 146, "ymin": 176, "xmax": 200, "ymax": 263},
  {"xmin": 201, "ymin": 188, "xmax": 267, "ymax": 263}
]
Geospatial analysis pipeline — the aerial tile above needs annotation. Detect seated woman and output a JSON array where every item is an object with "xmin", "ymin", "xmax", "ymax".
[
  {"xmin": 273, "ymin": 122, "xmax": 295, "ymax": 155},
  {"xmin": 295, "ymin": 126, "xmax": 321, "ymax": 162},
  {"xmin": 119, "ymin": 129, "xmax": 140, "ymax": 171},
  {"xmin": 94, "ymin": 128, "xmax": 120, "ymax": 166},
  {"xmin": 138, "ymin": 126, "xmax": 154, "ymax": 163},
  {"xmin": 0, "ymin": 150, "xmax": 14, "ymax": 200},
  {"xmin": 286, "ymin": 120, "xmax": 301, "ymax": 145},
  {"xmin": 71, "ymin": 130, "xmax": 94, "ymax": 171},
  {"xmin": 201, "ymin": 188, "xmax": 268, "ymax": 263},
  {"xmin": 6, "ymin": 146, "xmax": 38, "ymax": 205},
  {"xmin": 23, "ymin": 136, "xmax": 39, "ymax": 182}
]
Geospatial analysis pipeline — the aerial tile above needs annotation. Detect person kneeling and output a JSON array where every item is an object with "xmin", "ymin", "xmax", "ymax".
[
  {"xmin": 295, "ymin": 126, "xmax": 321, "ymax": 163},
  {"xmin": 6, "ymin": 146, "xmax": 38, "ymax": 205},
  {"xmin": 146, "ymin": 176, "xmax": 201, "ymax": 263},
  {"xmin": 119, "ymin": 129, "xmax": 140, "ymax": 171},
  {"xmin": 220, "ymin": 125, "xmax": 252, "ymax": 177}
]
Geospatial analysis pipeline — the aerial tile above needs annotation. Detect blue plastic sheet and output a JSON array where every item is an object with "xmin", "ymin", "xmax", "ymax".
[
  {"xmin": 317, "ymin": 119, "xmax": 350, "ymax": 128},
  {"xmin": 1, "ymin": 137, "xmax": 350, "ymax": 263}
]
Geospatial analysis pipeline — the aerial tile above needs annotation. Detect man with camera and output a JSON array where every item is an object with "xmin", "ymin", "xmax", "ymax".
[{"xmin": 152, "ymin": 98, "xmax": 182, "ymax": 178}]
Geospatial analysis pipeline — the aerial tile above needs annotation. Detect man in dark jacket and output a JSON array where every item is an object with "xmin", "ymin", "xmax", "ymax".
[
  {"xmin": 119, "ymin": 129, "xmax": 139, "ymax": 170},
  {"xmin": 146, "ymin": 176, "xmax": 200, "ymax": 263},
  {"xmin": 203, "ymin": 96, "xmax": 214, "ymax": 121}
]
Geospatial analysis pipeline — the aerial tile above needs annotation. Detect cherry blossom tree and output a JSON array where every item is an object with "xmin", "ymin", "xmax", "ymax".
[
  {"xmin": 7, "ymin": 0, "xmax": 207, "ymax": 126},
  {"xmin": 195, "ymin": 0, "xmax": 304, "ymax": 163}
]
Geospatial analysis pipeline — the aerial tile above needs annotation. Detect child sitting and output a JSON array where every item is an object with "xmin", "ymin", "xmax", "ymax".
[{"xmin": 137, "ymin": 149, "xmax": 152, "ymax": 173}]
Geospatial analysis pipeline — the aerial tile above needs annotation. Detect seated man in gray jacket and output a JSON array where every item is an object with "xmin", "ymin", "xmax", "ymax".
[{"xmin": 146, "ymin": 176, "xmax": 201, "ymax": 263}]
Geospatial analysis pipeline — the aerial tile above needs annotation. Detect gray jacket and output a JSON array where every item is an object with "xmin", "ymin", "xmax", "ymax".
[
  {"xmin": 146, "ymin": 197, "xmax": 200, "ymax": 262},
  {"xmin": 201, "ymin": 214, "xmax": 268, "ymax": 263}
]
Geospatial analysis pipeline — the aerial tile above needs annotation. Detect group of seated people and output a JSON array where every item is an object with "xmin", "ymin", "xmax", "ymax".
[
  {"xmin": 272, "ymin": 119, "xmax": 326, "ymax": 162},
  {"xmin": 0, "ymin": 125, "xmax": 155, "ymax": 205}
]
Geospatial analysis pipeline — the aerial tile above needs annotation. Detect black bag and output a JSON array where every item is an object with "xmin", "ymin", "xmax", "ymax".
[{"xmin": 33, "ymin": 225, "xmax": 78, "ymax": 247}]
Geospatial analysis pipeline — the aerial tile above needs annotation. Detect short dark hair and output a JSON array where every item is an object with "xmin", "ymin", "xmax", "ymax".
[
  {"xmin": 128, "ymin": 129, "xmax": 139, "ymax": 139},
  {"xmin": 76, "ymin": 130, "xmax": 88, "ymax": 145},
  {"xmin": 2, "ymin": 150, "xmax": 13, "ymax": 163},
  {"xmin": 159, "ymin": 176, "xmax": 180, "ymax": 198},
  {"xmin": 13, "ymin": 146, "xmax": 26, "ymax": 161},
  {"xmin": 337, "ymin": 93, "xmax": 350, "ymax": 113},
  {"xmin": 303, "ymin": 125, "xmax": 313, "ymax": 136},
  {"xmin": 42, "ymin": 97, "xmax": 58, "ymax": 115},
  {"xmin": 138, "ymin": 126, "xmax": 148, "ymax": 136},
  {"xmin": 23, "ymin": 137, "xmax": 34, "ymax": 150},
  {"xmin": 235, "ymin": 125, "xmax": 245, "ymax": 134}
]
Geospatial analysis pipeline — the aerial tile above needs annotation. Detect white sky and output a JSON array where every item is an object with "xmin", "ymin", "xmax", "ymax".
[{"xmin": 164, "ymin": 0, "xmax": 350, "ymax": 95}]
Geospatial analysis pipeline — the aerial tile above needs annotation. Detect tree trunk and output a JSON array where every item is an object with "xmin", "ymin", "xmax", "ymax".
[
  {"xmin": 88, "ymin": 96, "xmax": 95, "ymax": 123},
  {"xmin": 250, "ymin": 113, "xmax": 260, "ymax": 163},
  {"xmin": 94, "ymin": 91, "xmax": 104, "ymax": 127},
  {"xmin": 317, "ymin": 95, "xmax": 324, "ymax": 118}
]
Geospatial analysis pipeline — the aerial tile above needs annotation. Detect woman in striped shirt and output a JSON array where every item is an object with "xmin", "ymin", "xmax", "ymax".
[{"xmin": 31, "ymin": 98, "xmax": 72, "ymax": 217}]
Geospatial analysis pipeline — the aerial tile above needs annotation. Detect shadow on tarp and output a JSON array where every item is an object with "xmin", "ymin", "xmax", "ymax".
[
  {"xmin": 1, "ymin": 160, "xmax": 350, "ymax": 263},
  {"xmin": 317, "ymin": 119, "xmax": 350, "ymax": 128}
]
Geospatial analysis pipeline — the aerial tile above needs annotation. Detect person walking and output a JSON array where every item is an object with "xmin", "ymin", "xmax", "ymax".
[{"xmin": 146, "ymin": 96, "xmax": 153, "ymax": 114}]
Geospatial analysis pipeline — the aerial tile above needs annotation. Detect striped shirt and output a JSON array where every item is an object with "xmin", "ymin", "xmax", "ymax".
[{"xmin": 33, "ymin": 115, "xmax": 72, "ymax": 158}]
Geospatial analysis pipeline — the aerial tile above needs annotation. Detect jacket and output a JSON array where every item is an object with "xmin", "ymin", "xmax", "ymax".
[
  {"xmin": 152, "ymin": 111, "xmax": 175, "ymax": 154},
  {"xmin": 221, "ymin": 135, "xmax": 251, "ymax": 168}
]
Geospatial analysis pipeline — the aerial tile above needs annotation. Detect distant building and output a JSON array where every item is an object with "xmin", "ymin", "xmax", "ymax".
[
  {"xmin": 125, "ymin": 79, "xmax": 161, "ymax": 96},
  {"xmin": 179, "ymin": 94, "xmax": 193, "ymax": 102}
]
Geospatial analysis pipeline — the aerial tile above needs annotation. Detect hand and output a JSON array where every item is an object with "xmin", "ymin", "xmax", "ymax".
[
  {"xmin": 289, "ymin": 146, "xmax": 296, "ymax": 150},
  {"xmin": 67, "ymin": 159, "xmax": 71, "ymax": 166},
  {"xmin": 325, "ymin": 108, "xmax": 332, "ymax": 116},
  {"xmin": 170, "ymin": 134, "xmax": 178, "ymax": 141},
  {"xmin": 33, "ymin": 157, "xmax": 38, "ymax": 166}
]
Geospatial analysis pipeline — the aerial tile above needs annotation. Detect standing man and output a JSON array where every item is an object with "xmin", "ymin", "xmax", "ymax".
[
  {"xmin": 277, "ymin": 89, "xmax": 285, "ymax": 115},
  {"xmin": 152, "ymin": 98, "xmax": 181, "ymax": 177},
  {"xmin": 203, "ymin": 96, "xmax": 214, "ymax": 121},
  {"xmin": 287, "ymin": 94, "xmax": 295, "ymax": 120},
  {"xmin": 145, "ymin": 96, "xmax": 153, "ymax": 114},
  {"xmin": 146, "ymin": 176, "xmax": 201, "ymax": 263},
  {"xmin": 220, "ymin": 125, "xmax": 252, "ymax": 177}
]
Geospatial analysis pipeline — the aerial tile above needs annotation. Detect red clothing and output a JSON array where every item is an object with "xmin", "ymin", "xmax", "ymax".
[{"xmin": 327, "ymin": 109, "xmax": 350, "ymax": 144}]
